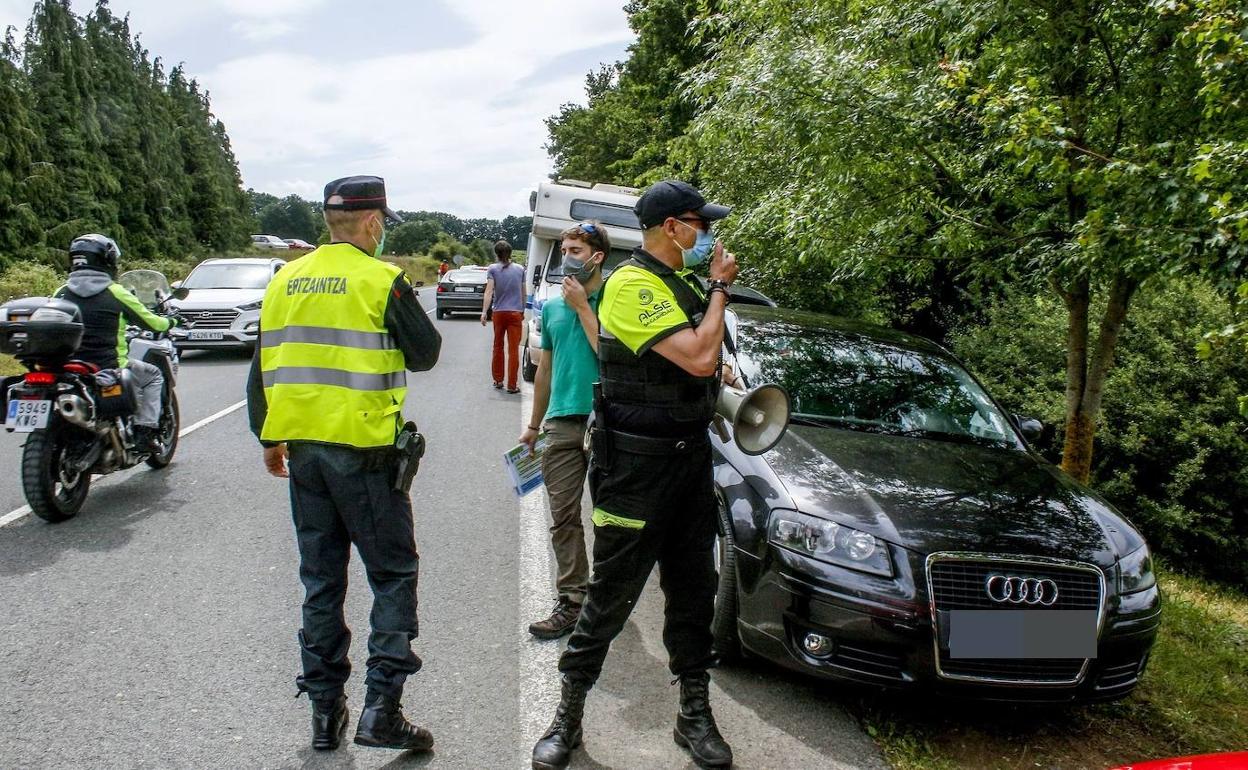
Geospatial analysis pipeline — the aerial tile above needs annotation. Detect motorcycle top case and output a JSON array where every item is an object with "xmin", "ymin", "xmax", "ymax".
[{"xmin": 0, "ymin": 297, "xmax": 84, "ymax": 361}]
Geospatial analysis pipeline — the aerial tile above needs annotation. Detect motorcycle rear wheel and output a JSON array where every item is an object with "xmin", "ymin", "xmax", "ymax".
[
  {"xmin": 22, "ymin": 427, "xmax": 91, "ymax": 523},
  {"xmin": 146, "ymin": 390, "xmax": 180, "ymax": 469}
]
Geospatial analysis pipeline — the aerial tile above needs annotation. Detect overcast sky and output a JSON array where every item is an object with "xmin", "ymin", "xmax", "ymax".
[{"xmin": 0, "ymin": 0, "xmax": 635, "ymax": 218}]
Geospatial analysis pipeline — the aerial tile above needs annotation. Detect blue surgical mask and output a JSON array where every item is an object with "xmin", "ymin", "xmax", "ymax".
[{"xmin": 674, "ymin": 220, "xmax": 714, "ymax": 268}]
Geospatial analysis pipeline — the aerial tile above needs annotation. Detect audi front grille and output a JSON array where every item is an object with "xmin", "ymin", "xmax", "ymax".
[{"xmin": 926, "ymin": 553, "xmax": 1106, "ymax": 685}]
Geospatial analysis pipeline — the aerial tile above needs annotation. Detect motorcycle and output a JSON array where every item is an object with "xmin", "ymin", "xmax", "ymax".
[{"xmin": 0, "ymin": 269, "xmax": 186, "ymax": 522}]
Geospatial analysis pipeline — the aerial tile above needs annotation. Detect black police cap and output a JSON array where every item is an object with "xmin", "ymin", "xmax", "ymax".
[
  {"xmin": 634, "ymin": 180, "xmax": 730, "ymax": 229},
  {"xmin": 323, "ymin": 175, "xmax": 403, "ymax": 223}
]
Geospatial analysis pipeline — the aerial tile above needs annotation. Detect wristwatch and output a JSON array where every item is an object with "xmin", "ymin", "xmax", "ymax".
[{"xmin": 708, "ymin": 279, "xmax": 731, "ymax": 302}]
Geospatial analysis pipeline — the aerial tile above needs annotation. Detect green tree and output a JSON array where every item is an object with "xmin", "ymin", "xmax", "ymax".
[
  {"xmin": 387, "ymin": 218, "xmax": 440, "ymax": 256},
  {"xmin": 0, "ymin": 32, "xmax": 44, "ymax": 264},
  {"xmin": 23, "ymin": 0, "xmax": 117, "ymax": 252},
  {"xmin": 257, "ymin": 194, "xmax": 319, "ymax": 242},
  {"xmin": 545, "ymin": 0, "xmax": 718, "ymax": 186},
  {"xmin": 1186, "ymin": 0, "xmax": 1248, "ymax": 413},
  {"xmin": 0, "ymin": 1, "xmax": 250, "ymax": 264},
  {"xmin": 689, "ymin": 0, "xmax": 1243, "ymax": 482}
]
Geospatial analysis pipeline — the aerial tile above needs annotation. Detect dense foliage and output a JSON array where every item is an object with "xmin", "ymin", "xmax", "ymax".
[
  {"xmin": 952, "ymin": 282, "xmax": 1248, "ymax": 586},
  {"xmin": 545, "ymin": 0, "xmax": 716, "ymax": 186},
  {"xmin": 0, "ymin": 1, "xmax": 250, "ymax": 266}
]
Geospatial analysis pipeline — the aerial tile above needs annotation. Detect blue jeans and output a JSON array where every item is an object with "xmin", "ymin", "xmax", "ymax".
[{"xmin": 286, "ymin": 442, "xmax": 421, "ymax": 701}]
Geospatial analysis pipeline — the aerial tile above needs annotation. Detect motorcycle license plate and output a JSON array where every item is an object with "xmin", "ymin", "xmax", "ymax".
[
  {"xmin": 6, "ymin": 399, "xmax": 52, "ymax": 432},
  {"xmin": 188, "ymin": 330, "xmax": 224, "ymax": 341}
]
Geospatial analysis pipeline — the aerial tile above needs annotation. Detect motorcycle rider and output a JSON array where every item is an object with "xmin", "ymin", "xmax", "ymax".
[{"xmin": 54, "ymin": 234, "xmax": 177, "ymax": 454}]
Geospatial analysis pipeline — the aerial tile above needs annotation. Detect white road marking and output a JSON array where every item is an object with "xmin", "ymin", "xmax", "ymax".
[
  {"xmin": 0, "ymin": 398, "xmax": 248, "ymax": 529},
  {"xmin": 179, "ymin": 399, "xmax": 247, "ymax": 437},
  {"xmin": 518, "ymin": 385, "xmax": 563, "ymax": 768}
]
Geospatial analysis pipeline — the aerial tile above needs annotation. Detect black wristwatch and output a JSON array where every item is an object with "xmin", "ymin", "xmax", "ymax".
[{"xmin": 708, "ymin": 279, "xmax": 731, "ymax": 302}]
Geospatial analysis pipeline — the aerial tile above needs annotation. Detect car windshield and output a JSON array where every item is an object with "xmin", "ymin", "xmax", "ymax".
[
  {"xmin": 183, "ymin": 264, "xmax": 273, "ymax": 290},
  {"xmin": 734, "ymin": 319, "xmax": 1019, "ymax": 448}
]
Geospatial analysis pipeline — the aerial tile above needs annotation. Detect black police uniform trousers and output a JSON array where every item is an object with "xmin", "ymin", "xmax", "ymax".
[
  {"xmin": 558, "ymin": 439, "xmax": 719, "ymax": 684},
  {"xmin": 286, "ymin": 442, "xmax": 422, "ymax": 702}
]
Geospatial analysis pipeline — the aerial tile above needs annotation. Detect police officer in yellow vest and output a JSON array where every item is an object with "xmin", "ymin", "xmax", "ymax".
[{"xmin": 246, "ymin": 176, "xmax": 441, "ymax": 753}]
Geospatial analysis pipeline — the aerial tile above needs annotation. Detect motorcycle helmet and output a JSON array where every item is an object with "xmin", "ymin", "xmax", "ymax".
[{"xmin": 68, "ymin": 233, "xmax": 121, "ymax": 277}]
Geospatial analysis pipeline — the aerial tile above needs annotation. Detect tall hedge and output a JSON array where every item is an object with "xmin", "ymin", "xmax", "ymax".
[
  {"xmin": 0, "ymin": 0, "xmax": 249, "ymax": 268},
  {"xmin": 951, "ymin": 282, "xmax": 1248, "ymax": 586}
]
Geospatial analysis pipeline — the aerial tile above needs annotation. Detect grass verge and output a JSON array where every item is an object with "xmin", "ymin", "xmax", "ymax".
[{"xmin": 851, "ymin": 564, "xmax": 1248, "ymax": 769}]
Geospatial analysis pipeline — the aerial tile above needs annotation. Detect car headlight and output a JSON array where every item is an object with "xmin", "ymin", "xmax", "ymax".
[
  {"xmin": 768, "ymin": 510, "xmax": 892, "ymax": 577},
  {"xmin": 237, "ymin": 299, "xmax": 262, "ymax": 312},
  {"xmin": 1117, "ymin": 545, "xmax": 1155, "ymax": 594}
]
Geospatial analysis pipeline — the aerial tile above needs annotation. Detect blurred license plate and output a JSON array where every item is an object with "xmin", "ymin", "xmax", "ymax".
[
  {"xmin": 454, "ymin": 286, "xmax": 475, "ymax": 293},
  {"xmin": 948, "ymin": 610, "xmax": 1098, "ymax": 659},
  {"xmin": 188, "ymin": 330, "xmax": 224, "ymax": 341},
  {"xmin": 6, "ymin": 399, "xmax": 51, "ymax": 432}
]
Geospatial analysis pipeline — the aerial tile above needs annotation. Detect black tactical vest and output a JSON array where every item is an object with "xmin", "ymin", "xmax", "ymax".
[{"xmin": 598, "ymin": 251, "xmax": 720, "ymax": 435}]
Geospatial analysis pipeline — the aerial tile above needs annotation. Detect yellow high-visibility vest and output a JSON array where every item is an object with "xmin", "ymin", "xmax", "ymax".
[{"xmin": 259, "ymin": 242, "xmax": 407, "ymax": 448}]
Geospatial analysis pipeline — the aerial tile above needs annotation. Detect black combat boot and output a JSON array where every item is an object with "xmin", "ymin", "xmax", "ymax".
[
  {"xmin": 310, "ymin": 694, "xmax": 348, "ymax": 751},
  {"xmin": 353, "ymin": 691, "xmax": 434, "ymax": 751},
  {"xmin": 673, "ymin": 672, "xmax": 733, "ymax": 768},
  {"xmin": 531, "ymin": 676, "xmax": 588, "ymax": 769}
]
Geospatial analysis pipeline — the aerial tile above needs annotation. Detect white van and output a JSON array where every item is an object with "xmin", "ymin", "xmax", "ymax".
[{"xmin": 521, "ymin": 180, "xmax": 642, "ymax": 381}]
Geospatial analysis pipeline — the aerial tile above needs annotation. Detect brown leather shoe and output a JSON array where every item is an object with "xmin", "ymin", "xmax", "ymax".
[{"xmin": 528, "ymin": 598, "xmax": 582, "ymax": 640}]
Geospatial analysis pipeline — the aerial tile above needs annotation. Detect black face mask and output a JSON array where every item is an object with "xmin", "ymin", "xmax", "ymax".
[{"xmin": 563, "ymin": 254, "xmax": 599, "ymax": 282}]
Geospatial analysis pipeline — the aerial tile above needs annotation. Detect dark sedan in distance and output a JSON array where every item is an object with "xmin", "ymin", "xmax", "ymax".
[
  {"xmin": 435, "ymin": 267, "xmax": 488, "ymax": 319},
  {"xmin": 711, "ymin": 306, "xmax": 1161, "ymax": 702}
]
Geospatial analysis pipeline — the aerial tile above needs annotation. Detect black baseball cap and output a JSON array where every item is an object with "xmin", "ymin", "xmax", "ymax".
[
  {"xmin": 634, "ymin": 180, "xmax": 730, "ymax": 229},
  {"xmin": 323, "ymin": 175, "xmax": 403, "ymax": 223}
]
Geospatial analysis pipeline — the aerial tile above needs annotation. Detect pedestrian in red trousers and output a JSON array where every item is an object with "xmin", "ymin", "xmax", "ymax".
[{"xmin": 481, "ymin": 240, "xmax": 525, "ymax": 393}]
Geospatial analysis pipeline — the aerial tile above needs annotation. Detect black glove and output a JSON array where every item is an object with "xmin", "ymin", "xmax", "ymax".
[{"xmin": 167, "ymin": 312, "xmax": 186, "ymax": 328}]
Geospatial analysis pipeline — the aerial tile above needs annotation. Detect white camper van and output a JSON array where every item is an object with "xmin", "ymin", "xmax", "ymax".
[{"xmin": 521, "ymin": 180, "xmax": 643, "ymax": 381}]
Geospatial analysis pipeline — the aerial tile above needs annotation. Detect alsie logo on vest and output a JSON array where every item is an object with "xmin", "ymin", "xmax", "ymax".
[{"xmin": 286, "ymin": 276, "xmax": 349, "ymax": 296}]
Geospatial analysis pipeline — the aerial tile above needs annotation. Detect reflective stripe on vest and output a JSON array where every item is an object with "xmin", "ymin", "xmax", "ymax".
[
  {"xmin": 259, "ymin": 243, "xmax": 407, "ymax": 449},
  {"xmin": 260, "ymin": 325, "xmax": 397, "ymax": 350}
]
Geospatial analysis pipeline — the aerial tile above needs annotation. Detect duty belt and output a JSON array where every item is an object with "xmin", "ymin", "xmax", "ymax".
[{"xmin": 607, "ymin": 429, "xmax": 708, "ymax": 456}]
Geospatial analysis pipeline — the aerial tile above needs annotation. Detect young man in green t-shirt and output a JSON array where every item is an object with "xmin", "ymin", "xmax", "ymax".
[{"xmin": 519, "ymin": 221, "xmax": 611, "ymax": 639}]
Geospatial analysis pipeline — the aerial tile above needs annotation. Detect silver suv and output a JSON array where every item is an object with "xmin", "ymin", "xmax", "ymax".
[{"xmin": 169, "ymin": 257, "xmax": 285, "ymax": 351}]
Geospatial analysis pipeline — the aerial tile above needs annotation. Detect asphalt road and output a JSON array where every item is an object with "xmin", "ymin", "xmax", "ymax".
[{"xmin": 0, "ymin": 291, "xmax": 886, "ymax": 769}]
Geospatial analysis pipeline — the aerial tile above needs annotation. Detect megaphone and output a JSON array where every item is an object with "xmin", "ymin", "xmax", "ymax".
[{"xmin": 715, "ymin": 383, "xmax": 791, "ymax": 455}]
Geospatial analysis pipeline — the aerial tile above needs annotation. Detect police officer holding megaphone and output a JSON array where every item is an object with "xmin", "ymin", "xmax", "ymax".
[{"xmin": 532, "ymin": 180, "xmax": 790, "ymax": 770}]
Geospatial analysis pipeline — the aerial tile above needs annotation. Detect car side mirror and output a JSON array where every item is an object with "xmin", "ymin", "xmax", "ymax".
[
  {"xmin": 412, "ymin": 280, "xmax": 424, "ymax": 288},
  {"xmin": 171, "ymin": 287, "xmax": 190, "ymax": 301},
  {"xmin": 1014, "ymin": 415, "xmax": 1044, "ymax": 443},
  {"xmin": 533, "ymin": 265, "xmax": 543, "ymax": 284}
]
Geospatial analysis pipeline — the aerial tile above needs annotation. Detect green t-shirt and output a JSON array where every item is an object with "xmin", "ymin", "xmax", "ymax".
[
  {"xmin": 598, "ymin": 263, "xmax": 703, "ymax": 355},
  {"xmin": 540, "ymin": 291, "xmax": 601, "ymax": 419}
]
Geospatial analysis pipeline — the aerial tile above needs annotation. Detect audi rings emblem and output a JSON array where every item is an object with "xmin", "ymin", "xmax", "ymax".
[{"xmin": 984, "ymin": 575, "xmax": 1059, "ymax": 606}]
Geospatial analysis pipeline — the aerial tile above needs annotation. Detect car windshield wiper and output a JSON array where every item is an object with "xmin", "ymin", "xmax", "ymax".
[{"xmin": 789, "ymin": 414, "xmax": 850, "ymax": 429}]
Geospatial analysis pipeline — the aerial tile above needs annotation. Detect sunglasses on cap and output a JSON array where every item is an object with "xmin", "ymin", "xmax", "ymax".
[{"xmin": 575, "ymin": 222, "xmax": 600, "ymax": 234}]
